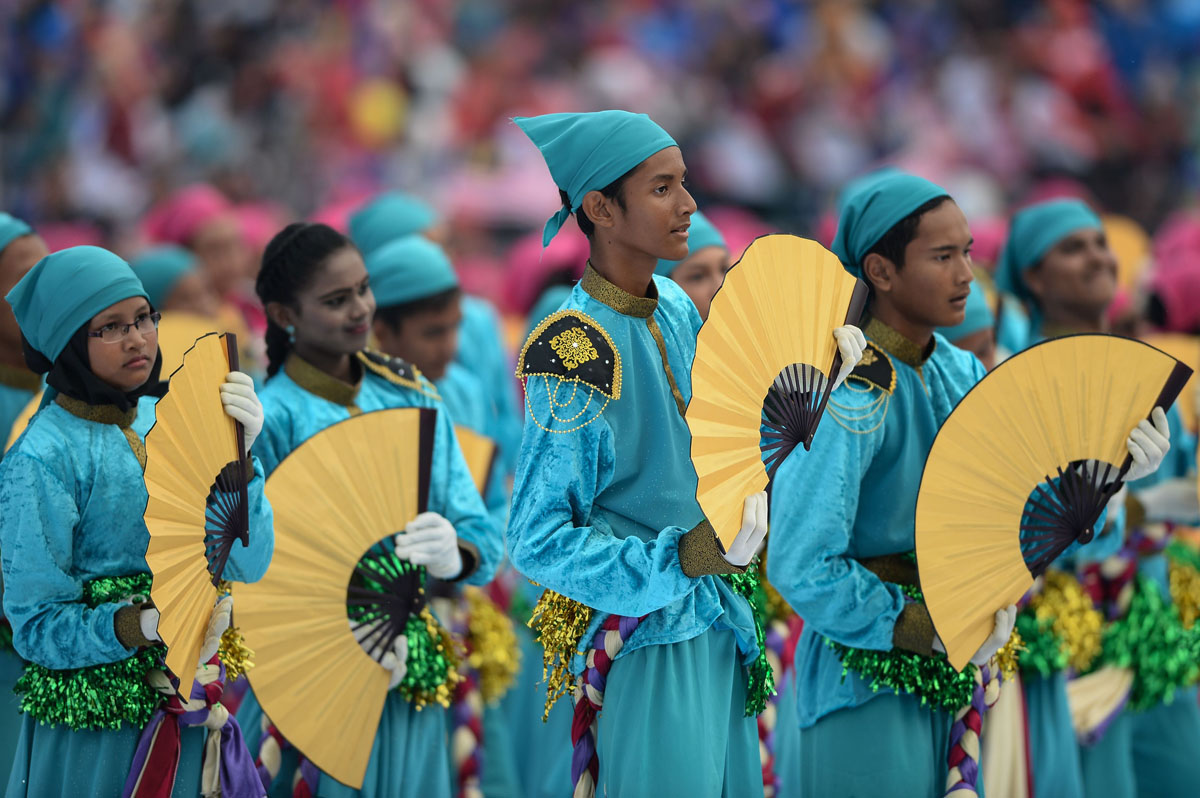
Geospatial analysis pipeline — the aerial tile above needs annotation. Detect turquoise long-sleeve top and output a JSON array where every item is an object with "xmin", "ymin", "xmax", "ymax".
[
  {"xmin": 0, "ymin": 364, "xmax": 39, "ymax": 454},
  {"xmin": 256, "ymin": 350, "xmax": 501, "ymax": 586},
  {"xmin": 507, "ymin": 265, "xmax": 758, "ymax": 676},
  {"xmin": 435, "ymin": 362, "xmax": 510, "ymax": 530},
  {"xmin": 0, "ymin": 394, "xmax": 275, "ymax": 670},
  {"xmin": 458, "ymin": 295, "xmax": 523, "ymax": 478}
]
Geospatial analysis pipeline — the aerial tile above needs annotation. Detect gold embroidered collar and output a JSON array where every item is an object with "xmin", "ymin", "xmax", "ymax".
[
  {"xmin": 55, "ymin": 394, "xmax": 137, "ymax": 428},
  {"xmin": 0, "ymin": 362, "xmax": 40, "ymax": 393},
  {"xmin": 581, "ymin": 263, "xmax": 658, "ymax": 318},
  {"xmin": 285, "ymin": 353, "xmax": 361, "ymax": 406},
  {"xmin": 865, "ymin": 317, "xmax": 935, "ymax": 369}
]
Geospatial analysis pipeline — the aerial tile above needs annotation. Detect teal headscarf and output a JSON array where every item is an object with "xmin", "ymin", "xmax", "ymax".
[
  {"xmin": 654, "ymin": 211, "xmax": 728, "ymax": 277},
  {"xmin": 525, "ymin": 284, "xmax": 573, "ymax": 340},
  {"xmin": 7, "ymin": 246, "xmax": 149, "ymax": 363},
  {"xmin": 514, "ymin": 110, "xmax": 678, "ymax": 247},
  {"xmin": 366, "ymin": 235, "xmax": 459, "ymax": 309},
  {"xmin": 937, "ymin": 281, "xmax": 994, "ymax": 342},
  {"xmin": 349, "ymin": 192, "xmax": 439, "ymax": 256},
  {"xmin": 831, "ymin": 171, "xmax": 950, "ymax": 278},
  {"xmin": 0, "ymin": 212, "xmax": 33, "ymax": 253},
  {"xmin": 131, "ymin": 246, "xmax": 197, "ymax": 309},
  {"xmin": 995, "ymin": 199, "xmax": 1103, "ymax": 304}
]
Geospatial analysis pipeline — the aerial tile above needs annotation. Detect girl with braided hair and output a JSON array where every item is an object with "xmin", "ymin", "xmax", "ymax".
[{"xmin": 234, "ymin": 222, "xmax": 502, "ymax": 798}]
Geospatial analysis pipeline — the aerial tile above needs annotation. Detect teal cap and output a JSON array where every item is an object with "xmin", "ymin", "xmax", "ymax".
[
  {"xmin": 514, "ymin": 111, "xmax": 677, "ymax": 247},
  {"xmin": 995, "ymin": 199, "xmax": 1103, "ymax": 304},
  {"xmin": 6, "ymin": 246, "xmax": 148, "ymax": 362},
  {"xmin": 349, "ymin": 192, "xmax": 439, "ymax": 256},
  {"xmin": 831, "ymin": 170, "xmax": 950, "ymax": 278},
  {"xmin": 654, "ymin": 211, "xmax": 728, "ymax": 277},
  {"xmin": 131, "ymin": 246, "xmax": 197, "ymax": 309},
  {"xmin": 366, "ymin": 235, "xmax": 459, "ymax": 308},
  {"xmin": 0, "ymin": 212, "xmax": 33, "ymax": 252},
  {"xmin": 937, "ymin": 281, "xmax": 994, "ymax": 342}
]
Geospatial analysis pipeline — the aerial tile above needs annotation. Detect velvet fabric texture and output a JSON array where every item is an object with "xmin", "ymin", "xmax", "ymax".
[{"xmin": 435, "ymin": 362, "xmax": 509, "ymax": 529}]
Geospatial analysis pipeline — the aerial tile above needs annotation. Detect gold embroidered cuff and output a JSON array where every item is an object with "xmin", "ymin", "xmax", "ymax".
[
  {"xmin": 450, "ymin": 540, "xmax": 481, "ymax": 583},
  {"xmin": 679, "ymin": 520, "xmax": 747, "ymax": 578},
  {"xmin": 114, "ymin": 603, "xmax": 157, "ymax": 649},
  {"xmin": 860, "ymin": 554, "xmax": 918, "ymax": 586},
  {"xmin": 892, "ymin": 602, "xmax": 936, "ymax": 657}
]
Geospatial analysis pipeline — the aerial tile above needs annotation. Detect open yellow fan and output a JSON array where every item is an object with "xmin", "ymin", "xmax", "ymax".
[
  {"xmin": 237, "ymin": 407, "xmax": 437, "ymax": 789},
  {"xmin": 915, "ymin": 335, "xmax": 1192, "ymax": 671},
  {"xmin": 455, "ymin": 424, "xmax": 498, "ymax": 495},
  {"xmin": 144, "ymin": 332, "xmax": 248, "ymax": 697},
  {"xmin": 1142, "ymin": 333, "xmax": 1198, "ymax": 433},
  {"xmin": 156, "ymin": 311, "xmax": 220, "ymax": 375},
  {"xmin": 688, "ymin": 234, "xmax": 868, "ymax": 549}
]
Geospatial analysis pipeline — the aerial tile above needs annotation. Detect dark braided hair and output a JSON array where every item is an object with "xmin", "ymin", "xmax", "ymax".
[{"xmin": 256, "ymin": 222, "xmax": 356, "ymax": 377}]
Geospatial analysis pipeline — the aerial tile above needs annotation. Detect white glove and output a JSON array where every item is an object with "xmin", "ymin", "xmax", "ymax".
[
  {"xmin": 198, "ymin": 595, "xmax": 232, "ymax": 664},
  {"xmin": 831, "ymin": 325, "xmax": 867, "ymax": 391},
  {"xmin": 1135, "ymin": 477, "xmax": 1200, "ymax": 523},
  {"xmin": 933, "ymin": 604, "xmax": 1017, "ymax": 666},
  {"xmin": 139, "ymin": 607, "xmax": 162, "ymax": 643},
  {"xmin": 723, "ymin": 492, "xmax": 768, "ymax": 567},
  {"xmin": 1124, "ymin": 407, "xmax": 1171, "ymax": 483},
  {"xmin": 394, "ymin": 512, "xmax": 463, "ymax": 580},
  {"xmin": 219, "ymin": 371, "xmax": 264, "ymax": 452},
  {"xmin": 354, "ymin": 620, "xmax": 409, "ymax": 689}
]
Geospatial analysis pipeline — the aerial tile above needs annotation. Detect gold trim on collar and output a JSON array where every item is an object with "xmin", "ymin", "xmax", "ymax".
[
  {"xmin": 55, "ymin": 394, "xmax": 137, "ymax": 428},
  {"xmin": 0, "ymin": 362, "xmax": 40, "ymax": 393},
  {"xmin": 646, "ymin": 317, "xmax": 687, "ymax": 418},
  {"xmin": 865, "ymin": 317, "xmax": 935, "ymax": 369},
  {"xmin": 580, "ymin": 263, "xmax": 658, "ymax": 318},
  {"xmin": 284, "ymin": 353, "xmax": 361, "ymax": 406}
]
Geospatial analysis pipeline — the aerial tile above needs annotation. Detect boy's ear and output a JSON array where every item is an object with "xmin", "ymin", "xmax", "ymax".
[
  {"xmin": 580, "ymin": 190, "xmax": 618, "ymax": 232},
  {"xmin": 863, "ymin": 253, "xmax": 896, "ymax": 295}
]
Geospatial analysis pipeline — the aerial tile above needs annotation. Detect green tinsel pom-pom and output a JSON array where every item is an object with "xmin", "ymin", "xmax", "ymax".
[
  {"xmin": 827, "ymin": 638, "xmax": 979, "ymax": 712},
  {"xmin": 721, "ymin": 563, "xmax": 777, "ymax": 717},
  {"xmin": 1015, "ymin": 608, "xmax": 1068, "ymax": 678}
]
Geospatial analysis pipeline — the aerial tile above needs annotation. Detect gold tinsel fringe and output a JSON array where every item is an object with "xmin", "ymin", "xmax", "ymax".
[
  {"xmin": 1169, "ymin": 559, "xmax": 1200, "ymax": 631},
  {"xmin": 1030, "ymin": 570, "xmax": 1103, "ymax": 672},
  {"xmin": 465, "ymin": 587, "xmax": 520, "ymax": 704},
  {"xmin": 528, "ymin": 588, "xmax": 591, "ymax": 720},
  {"xmin": 994, "ymin": 627, "xmax": 1024, "ymax": 681},
  {"xmin": 416, "ymin": 606, "xmax": 465, "ymax": 710},
  {"xmin": 217, "ymin": 625, "xmax": 255, "ymax": 682}
]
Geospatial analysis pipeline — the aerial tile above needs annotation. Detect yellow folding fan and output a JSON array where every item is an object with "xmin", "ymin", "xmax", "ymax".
[
  {"xmin": 915, "ymin": 335, "xmax": 1192, "ymax": 671},
  {"xmin": 237, "ymin": 407, "xmax": 437, "ymax": 789},
  {"xmin": 143, "ymin": 332, "xmax": 247, "ymax": 697},
  {"xmin": 1141, "ymin": 333, "xmax": 1198, "ymax": 433},
  {"xmin": 688, "ymin": 234, "xmax": 868, "ymax": 549},
  {"xmin": 156, "ymin": 311, "xmax": 220, "ymax": 375},
  {"xmin": 455, "ymin": 425, "xmax": 499, "ymax": 495}
]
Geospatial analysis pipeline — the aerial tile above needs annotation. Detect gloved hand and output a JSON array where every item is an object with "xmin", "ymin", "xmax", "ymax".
[
  {"xmin": 1124, "ymin": 407, "xmax": 1170, "ymax": 483},
  {"xmin": 933, "ymin": 604, "xmax": 1017, "ymax": 666},
  {"xmin": 394, "ymin": 512, "xmax": 463, "ymax": 580},
  {"xmin": 723, "ymin": 492, "xmax": 768, "ymax": 567},
  {"xmin": 198, "ymin": 595, "xmax": 232, "ymax": 664},
  {"xmin": 139, "ymin": 607, "xmax": 162, "ymax": 644},
  {"xmin": 354, "ymin": 620, "xmax": 409, "ymax": 689},
  {"xmin": 831, "ymin": 325, "xmax": 867, "ymax": 390},
  {"xmin": 219, "ymin": 371, "xmax": 264, "ymax": 452}
]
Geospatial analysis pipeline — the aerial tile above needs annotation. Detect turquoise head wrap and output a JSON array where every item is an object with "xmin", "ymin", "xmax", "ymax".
[
  {"xmin": 349, "ymin": 192, "xmax": 439, "ymax": 256},
  {"xmin": 365, "ymin": 235, "xmax": 459, "ymax": 309},
  {"xmin": 525, "ymin": 284, "xmax": 573, "ymax": 340},
  {"xmin": 0, "ymin": 212, "xmax": 33, "ymax": 253},
  {"xmin": 655, "ymin": 211, "xmax": 728, "ymax": 277},
  {"xmin": 831, "ymin": 171, "xmax": 950, "ymax": 278},
  {"xmin": 131, "ymin": 246, "xmax": 197, "ymax": 309},
  {"xmin": 6, "ymin": 246, "xmax": 148, "ymax": 363},
  {"xmin": 937, "ymin": 281, "xmax": 994, "ymax": 342},
  {"xmin": 995, "ymin": 199, "xmax": 1103, "ymax": 304},
  {"xmin": 514, "ymin": 111, "xmax": 678, "ymax": 247}
]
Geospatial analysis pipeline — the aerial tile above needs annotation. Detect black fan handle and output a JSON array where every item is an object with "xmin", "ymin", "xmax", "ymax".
[
  {"xmin": 804, "ymin": 278, "xmax": 872, "ymax": 450},
  {"xmin": 225, "ymin": 333, "xmax": 250, "ymax": 548}
]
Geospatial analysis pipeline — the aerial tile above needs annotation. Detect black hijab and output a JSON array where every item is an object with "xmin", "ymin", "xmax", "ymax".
[{"xmin": 22, "ymin": 323, "xmax": 165, "ymax": 412}]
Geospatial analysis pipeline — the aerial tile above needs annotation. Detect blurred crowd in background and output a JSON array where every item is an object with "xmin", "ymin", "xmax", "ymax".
[{"xmin": 5, "ymin": 0, "xmax": 1200, "ymax": 326}]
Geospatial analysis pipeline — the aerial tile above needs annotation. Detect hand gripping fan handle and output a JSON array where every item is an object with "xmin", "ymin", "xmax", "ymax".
[
  {"xmin": 225, "ymin": 333, "xmax": 250, "ymax": 550},
  {"xmin": 803, "ymin": 279, "xmax": 871, "ymax": 450}
]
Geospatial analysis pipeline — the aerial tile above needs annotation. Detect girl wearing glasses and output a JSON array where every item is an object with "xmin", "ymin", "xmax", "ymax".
[{"xmin": 0, "ymin": 245, "xmax": 275, "ymax": 797}]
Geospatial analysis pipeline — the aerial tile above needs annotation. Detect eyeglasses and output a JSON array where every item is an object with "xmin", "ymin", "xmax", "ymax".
[{"xmin": 87, "ymin": 312, "xmax": 161, "ymax": 344}]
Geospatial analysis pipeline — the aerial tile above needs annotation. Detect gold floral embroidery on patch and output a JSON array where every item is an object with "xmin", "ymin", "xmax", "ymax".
[
  {"xmin": 549, "ymin": 327, "xmax": 599, "ymax": 371},
  {"xmin": 858, "ymin": 348, "xmax": 878, "ymax": 367}
]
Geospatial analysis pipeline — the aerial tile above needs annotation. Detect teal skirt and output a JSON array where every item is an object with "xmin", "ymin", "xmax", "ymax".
[
  {"xmin": 1024, "ymin": 671, "xmax": 1084, "ymax": 798},
  {"xmin": 0, "ymin": 648, "xmax": 25, "ymax": 790},
  {"xmin": 5, "ymin": 713, "xmax": 204, "ymax": 797}
]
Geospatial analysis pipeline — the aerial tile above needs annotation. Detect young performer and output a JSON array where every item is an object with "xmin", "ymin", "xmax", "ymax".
[
  {"xmin": 998, "ymin": 198, "xmax": 1199, "ymax": 798},
  {"xmin": 506, "ymin": 110, "xmax": 862, "ymax": 796},
  {"xmin": 653, "ymin": 209, "xmax": 731, "ymax": 320},
  {"xmin": 0, "ymin": 245, "xmax": 273, "ymax": 797},
  {"xmin": 349, "ymin": 192, "xmax": 522, "ymax": 475},
  {"xmin": 766, "ymin": 171, "xmax": 1166, "ymax": 795},
  {"xmin": 241, "ymin": 222, "xmax": 501, "ymax": 798}
]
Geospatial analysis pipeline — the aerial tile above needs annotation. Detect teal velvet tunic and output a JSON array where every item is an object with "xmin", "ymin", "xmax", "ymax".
[{"xmin": 435, "ymin": 361, "xmax": 510, "ymax": 529}]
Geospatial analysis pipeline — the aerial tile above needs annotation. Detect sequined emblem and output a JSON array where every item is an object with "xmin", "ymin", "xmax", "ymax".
[
  {"xmin": 549, "ymin": 327, "xmax": 599, "ymax": 370},
  {"xmin": 859, "ymin": 348, "xmax": 878, "ymax": 366}
]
